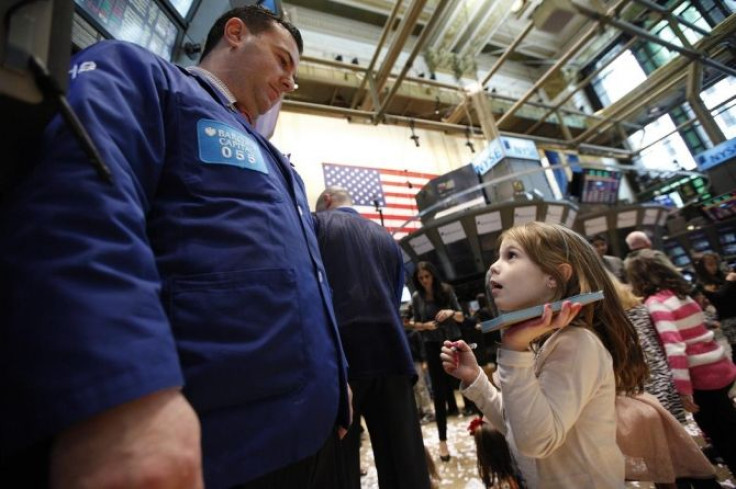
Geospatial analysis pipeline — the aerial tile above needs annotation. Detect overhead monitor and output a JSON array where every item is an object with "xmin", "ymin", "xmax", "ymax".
[
  {"xmin": 700, "ymin": 191, "xmax": 736, "ymax": 222},
  {"xmin": 688, "ymin": 230, "xmax": 714, "ymax": 254},
  {"xmin": 718, "ymin": 224, "xmax": 736, "ymax": 257},
  {"xmin": 569, "ymin": 168, "xmax": 621, "ymax": 204},
  {"xmin": 663, "ymin": 239, "xmax": 691, "ymax": 268},
  {"xmin": 74, "ymin": 0, "xmax": 180, "ymax": 60}
]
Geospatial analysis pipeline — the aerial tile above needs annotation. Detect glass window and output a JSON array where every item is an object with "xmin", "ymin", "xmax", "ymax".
[
  {"xmin": 169, "ymin": 0, "xmax": 195, "ymax": 18},
  {"xmin": 700, "ymin": 77, "xmax": 736, "ymax": 139},
  {"xmin": 592, "ymin": 50, "xmax": 647, "ymax": 106},
  {"xmin": 628, "ymin": 114, "xmax": 697, "ymax": 171}
]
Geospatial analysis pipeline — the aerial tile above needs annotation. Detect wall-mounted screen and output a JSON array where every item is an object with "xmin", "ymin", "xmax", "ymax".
[
  {"xmin": 700, "ymin": 192, "xmax": 736, "ymax": 222},
  {"xmin": 688, "ymin": 230, "xmax": 714, "ymax": 254},
  {"xmin": 663, "ymin": 240, "xmax": 691, "ymax": 267},
  {"xmin": 581, "ymin": 169, "xmax": 621, "ymax": 204},
  {"xmin": 718, "ymin": 224, "xmax": 736, "ymax": 257},
  {"xmin": 653, "ymin": 191, "xmax": 684, "ymax": 208},
  {"xmin": 75, "ymin": 0, "xmax": 179, "ymax": 60},
  {"xmin": 569, "ymin": 168, "xmax": 621, "ymax": 204}
]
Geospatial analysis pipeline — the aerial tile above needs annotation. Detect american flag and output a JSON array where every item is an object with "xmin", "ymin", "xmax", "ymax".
[{"xmin": 322, "ymin": 163, "xmax": 436, "ymax": 239}]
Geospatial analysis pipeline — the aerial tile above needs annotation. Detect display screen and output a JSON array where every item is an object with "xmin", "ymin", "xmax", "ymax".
[
  {"xmin": 75, "ymin": 0, "xmax": 179, "ymax": 60},
  {"xmin": 653, "ymin": 192, "xmax": 683, "ymax": 208},
  {"xmin": 700, "ymin": 192, "xmax": 736, "ymax": 222},
  {"xmin": 688, "ymin": 230, "xmax": 713, "ymax": 253},
  {"xmin": 580, "ymin": 169, "xmax": 621, "ymax": 204},
  {"xmin": 719, "ymin": 225, "xmax": 736, "ymax": 257},
  {"xmin": 663, "ymin": 240, "xmax": 691, "ymax": 267}
]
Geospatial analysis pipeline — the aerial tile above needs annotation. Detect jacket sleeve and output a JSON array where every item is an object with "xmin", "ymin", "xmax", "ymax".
[{"xmin": 0, "ymin": 42, "xmax": 183, "ymax": 453}]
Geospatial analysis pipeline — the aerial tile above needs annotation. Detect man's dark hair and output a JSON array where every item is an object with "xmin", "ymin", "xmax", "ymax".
[{"xmin": 200, "ymin": 5, "xmax": 303, "ymax": 61}]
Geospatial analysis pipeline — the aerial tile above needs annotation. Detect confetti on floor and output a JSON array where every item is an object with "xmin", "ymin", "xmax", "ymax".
[{"xmin": 359, "ymin": 397, "xmax": 734, "ymax": 489}]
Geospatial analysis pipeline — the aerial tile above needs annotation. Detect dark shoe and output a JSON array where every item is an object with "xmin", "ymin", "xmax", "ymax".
[{"xmin": 439, "ymin": 454, "xmax": 451, "ymax": 462}]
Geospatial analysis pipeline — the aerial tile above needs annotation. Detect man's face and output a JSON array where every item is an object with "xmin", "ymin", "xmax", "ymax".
[
  {"xmin": 229, "ymin": 21, "xmax": 299, "ymax": 120},
  {"xmin": 592, "ymin": 239, "xmax": 607, "ymax": 257}
]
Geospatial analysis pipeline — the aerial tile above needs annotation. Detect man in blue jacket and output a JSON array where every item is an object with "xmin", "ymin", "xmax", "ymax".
[
  {"xmin": 0, "ymin": 6, "xmax": 349, "ymax": 489},
  {"xmin": 313, "ymin": 187, "xmax": 430, "ymax": 489}
]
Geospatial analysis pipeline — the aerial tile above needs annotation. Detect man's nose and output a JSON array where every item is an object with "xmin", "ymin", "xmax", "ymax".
[{"xmin": 281, "ymin": 74, "xmax": 298, "ymax": 93}]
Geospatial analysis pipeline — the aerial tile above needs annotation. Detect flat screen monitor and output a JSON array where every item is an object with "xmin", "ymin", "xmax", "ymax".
[
  {"xmin": 581, "ymin": 169, "xmax": 621, "ymax": 204},
  {"xmin": 688, "ymin": 230, "xmax": 714, "ymax": 254},
  {"xmin": 718, "ymin": 224, "xmax": 736, "ymax": 257},
  {"xmin": 700, "ymin": 192, "xmax": 736, "ymax": 222},
  {"xmin": 653, "ymin": 192, "xmax": 684, "ymax": 208},
  {"xmin": 74, "ymin": 0, "xmax": 179, "ymax": 60},
  {"xmin": 569, "ymin": 168, "xmax": 621, "ymax": 204},
  {"xmin": 663, "ymin": 240, "xmax": 691, "ymax": 267}
]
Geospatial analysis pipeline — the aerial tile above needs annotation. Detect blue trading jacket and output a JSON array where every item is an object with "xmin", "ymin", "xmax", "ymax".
[
  {"xmin": 0, "ymin": 41, "xmax": 349, "ymax": 488},
  {"xmin": 313, "ymin": 207, "xmax": 415, "ymax": 381}
]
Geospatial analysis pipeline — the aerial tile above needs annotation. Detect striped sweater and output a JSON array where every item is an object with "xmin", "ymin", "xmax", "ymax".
[{"xmin": 645, "ymin": 289, "xmax": 736, "ymax": 395}]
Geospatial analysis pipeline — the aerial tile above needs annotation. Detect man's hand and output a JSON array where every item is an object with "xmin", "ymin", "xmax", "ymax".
[
  {"xmin": 50, "ymin": 388, "xmax": 203, "ymax": 489},
  {"xmin": 337, "ymin": 384, "xmax": 353, "ymax": 439}
]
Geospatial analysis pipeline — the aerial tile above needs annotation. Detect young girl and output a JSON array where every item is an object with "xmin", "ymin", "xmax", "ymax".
[
  {"xmin": 468, "ymin": 418, "xmax": 524, "ymax": 489},
  {"xmin": 627, "ymin": 249, "xmax": 736, "ymax": 475},
  {"xmin": 609, "ymin": 275, "xmax": 686, "ymax": 423},
  {"xmin": 442, "ymin": 222, "xmax": 647, "ymax": 488}
]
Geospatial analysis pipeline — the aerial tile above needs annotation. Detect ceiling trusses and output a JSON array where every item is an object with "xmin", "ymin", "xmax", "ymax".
[{"xmin": 282, "ymin": 0, "xmax": 735, "ymax": 156}]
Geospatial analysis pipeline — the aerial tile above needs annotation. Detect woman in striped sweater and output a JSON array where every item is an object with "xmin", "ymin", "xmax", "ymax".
[{"xmin": 627, "ymin": 249, "xmax": 736, "ymax": 475}]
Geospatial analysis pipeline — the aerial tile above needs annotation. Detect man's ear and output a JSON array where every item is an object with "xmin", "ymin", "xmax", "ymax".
[
  {"xmin": 223, "ymin": 18, "xmax": 247, "ymax": 48},
  {"xmin": 557, "ymin": 263, "xmax": 573, "ymax": 282}
]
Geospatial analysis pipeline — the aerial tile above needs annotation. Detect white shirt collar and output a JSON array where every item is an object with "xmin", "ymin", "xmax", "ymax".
[{"xmin": 186, "ymin": 66, "xmax": 237, "ymax": 109}]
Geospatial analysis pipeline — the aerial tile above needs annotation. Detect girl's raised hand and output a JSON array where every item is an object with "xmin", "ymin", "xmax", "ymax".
[
  {"xmin": 440, "ymin": 340, "xmax": 480, "ymax": 385},
  {"xmin": 501, "ymin": 301, "xmax": 583, "ymax": 352}
]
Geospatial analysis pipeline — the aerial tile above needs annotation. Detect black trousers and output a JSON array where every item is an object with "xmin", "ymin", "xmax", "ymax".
[
  {"xmin": 425, "ymin": 340, "xmax": 453, "ymax": 441},
  {"xmin": 342, "ymin": 375, "xmax": 430, "ymax": 489},
  {"xmin": 693, "ymin": 382, "xmax": 736, "ymax": 474},
  {"xmin": 234, "ymin": 430, "xmax": 345, "ymax": 489}
]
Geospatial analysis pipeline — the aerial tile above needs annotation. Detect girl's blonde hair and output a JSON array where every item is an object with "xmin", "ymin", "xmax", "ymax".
[
  {"xmin": 499, "ymin": 222, "xmax": 647, "ymax": 394},
  {"xmin": 607, "ymin": 272, "xmax": 642, "ymax": 310}
]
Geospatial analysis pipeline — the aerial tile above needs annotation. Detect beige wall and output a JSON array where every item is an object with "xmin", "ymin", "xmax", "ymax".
[{"xmin": 271, "ymin": 111, "xmax": 478, "ymax": 210}]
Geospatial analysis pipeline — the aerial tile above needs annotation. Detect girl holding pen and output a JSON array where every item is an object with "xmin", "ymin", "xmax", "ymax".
[{"xmin": 441, "ymin": 222, "xmax": 647, "ymax": 489}]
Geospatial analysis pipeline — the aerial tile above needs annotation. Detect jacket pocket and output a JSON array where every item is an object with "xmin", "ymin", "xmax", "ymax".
[{"xmin": 168, "ymin": 268, "xmax": 305, "ymax": 412}]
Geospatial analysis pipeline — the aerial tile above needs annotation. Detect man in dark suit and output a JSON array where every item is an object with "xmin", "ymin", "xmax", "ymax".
[
  {"xmin": 313, "ymin": 187, "xmax": 430, "ymax": 489},
  {"xmin": 591, "ymin": 233, "xmax": 626, "ymax": 282}
]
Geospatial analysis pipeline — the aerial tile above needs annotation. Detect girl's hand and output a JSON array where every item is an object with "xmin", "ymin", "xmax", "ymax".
[
  {"xmin": 440, "ymin": 340, "xmax": 480, "ymax": 385},
  {"xmin": 680, "ymin": 394, "xmax": 700, "ymax": 413},
  {"xmin": 501, "ymin": 301, "xmax": 583, "ymax": 352}
]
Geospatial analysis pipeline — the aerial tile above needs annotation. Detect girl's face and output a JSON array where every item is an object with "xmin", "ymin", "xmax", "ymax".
[
  {"xmin": 488, "ymin": 238, "xmax": 556, "ymax": 312},
  {"xmin": 703, "ymin": 255, "xmax": 718, "ymax": 276},
  {"xmin": 417, "ymin": 269, "xmax": 433, "ymax": 292}
]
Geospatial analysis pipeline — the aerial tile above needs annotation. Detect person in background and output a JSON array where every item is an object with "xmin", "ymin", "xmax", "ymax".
[
  {"xmin": 313, "ymin": 186, "xmax": 430, "ymax": 489},
  {"xmin": 625, "ymin": 230, "xmax": 653, "ymax": 255},
  {"xmin": 403, "ymin": 304, "xmax": 436, "ymax": 424},
  {"xmin": 442, "ymin": 222, "xmax": 648, "ymax": 488},
  {"xmin": 627, "ymin": 249, "xmax": 736, "ymax": 476},
  {"xmin": 468, "ymin": 418, "xmax": 525, "ymax": 489},
  {"xmin": 410, "ymin": 261, "xmax": 465, "ymax": 462},
  {"xmin": 609, "ymin": 275, "xmax": 686, "ymax": 423},
  {"xmin": 694, "ymin": 251, "xmax": 736, "ymax": 362},
  {"xmin": 590, "ymin": 234, "xmax": 626, "ymax": 282},
  {"xmin": 0, "ymin": 6, "xmax": 351, "ymax": 489}
]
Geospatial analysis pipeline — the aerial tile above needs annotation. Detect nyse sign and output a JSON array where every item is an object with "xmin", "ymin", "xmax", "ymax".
[
  {"xmin": 695, "ymin": 137, "xmax": 736, "ymax": 172},
  {"xmin": 472, "ymin": 136, "xmax": 540, "ymax": 176}
]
